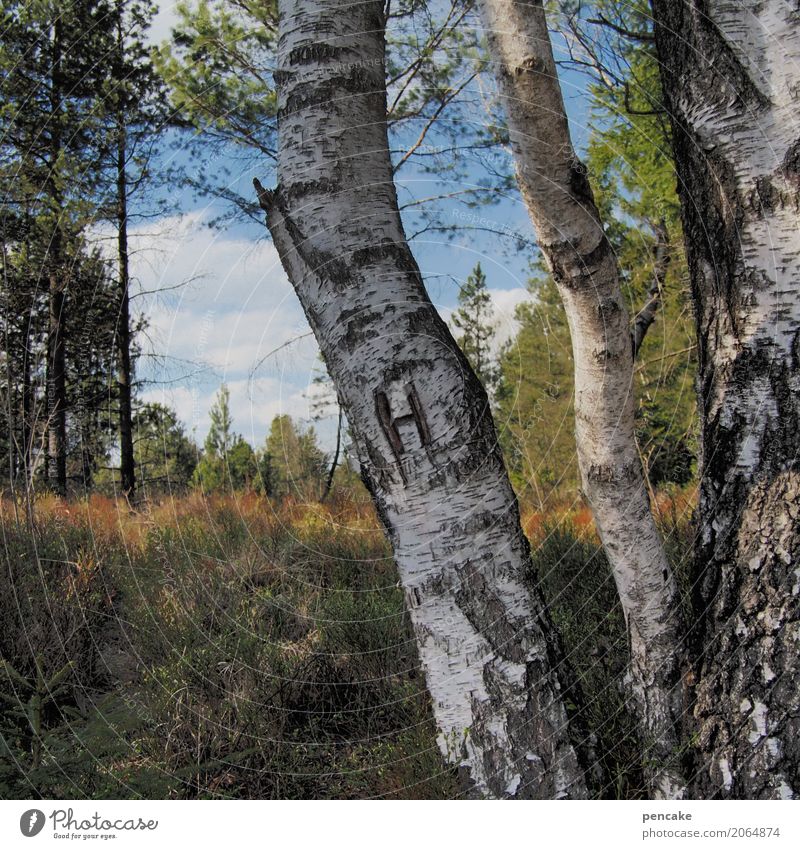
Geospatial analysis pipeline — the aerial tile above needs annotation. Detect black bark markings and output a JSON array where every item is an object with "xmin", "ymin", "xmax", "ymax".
[
  {"xmin": 278, "ymin": 67, "xmax": 381, "ymax": 119},
  {"xmin": 546, "ymin": 234, "xmax": 613, "ymax": 292},
  {"xmin": 781, "ymin": 137, "xmax": 800, "ymax": 186},
  {"xmin": 653, "ymin": 0, "xmax": 800, "ymax": 798}
]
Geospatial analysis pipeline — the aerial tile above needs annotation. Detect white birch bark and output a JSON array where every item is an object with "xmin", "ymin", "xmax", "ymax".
[
  {"xmin": 652, "ymin": 0, "xmax": 800, "ymax": 799},
  {"xmin": 255, "ymin": 0, "xmax": 589, "ymax": 798},
  {"xmin": 478, "ymin": 0, "xmax": 686, "ymax": 798}
]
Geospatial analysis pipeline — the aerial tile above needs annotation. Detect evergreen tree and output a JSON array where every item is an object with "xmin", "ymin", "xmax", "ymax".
[
  {"xmin": 0, "ymin": 223, "xmax": 48, "ymax": 491},
  {"xmin": 204, "ymin": 383, "xmax": 234, "ymax": 457},
  {"xmin": 192, "ymin": 385, "xmax": 259, "ymax": 492},
  {"xmin": 0, "ymin": 0, "xmax": 117, "ymax": 494},
  {"xmin": 264, "ymin": 414, "xmax": 326, "ymax": 501},
  {"xmin": 128, "ymin": 403, "xmax": 197, "ymax": 496},
  {"xmin": 452, "ymin": 263, "xmax": 498, "ymax": 395},
  {"xmin": 101, "ymin": 0, "xmax": 170, "ymax": 499},
  {"xmin": 63, "ymin": 246, "xmax": 119, "ymax": 490},
  {"xmin": 496, "ymin": 274, "xmax": 577, "ymax": 506}
]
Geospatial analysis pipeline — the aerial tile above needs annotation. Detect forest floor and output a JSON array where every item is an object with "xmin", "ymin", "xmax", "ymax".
[{"xmin": 0, "ymin": 488, "xmax": 695, "ymax": 799}]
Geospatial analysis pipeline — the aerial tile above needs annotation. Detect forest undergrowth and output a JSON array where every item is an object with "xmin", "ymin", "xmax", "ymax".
[{"xmin": 0, "ymin": 487, "xmax": 695, "ymax": 799}]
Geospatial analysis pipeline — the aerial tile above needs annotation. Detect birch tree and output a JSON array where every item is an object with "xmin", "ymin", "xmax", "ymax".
[
  {"xmin": 651, "ymin": 0, "xmax": 800, "ymax": 799},
  {"xmin": 478, "ymin": 0, "xmax": 685, "ymax": 798},
  {"xmin": 254, "ymin": 0, "xmax": 590, "ymax": 798}
]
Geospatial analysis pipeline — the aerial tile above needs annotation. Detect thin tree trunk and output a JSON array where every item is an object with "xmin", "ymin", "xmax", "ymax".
[
  {"xmin": 632, "ymin": 221, "xmax": 670, "ymax": 358},
  {"xmin": 47, "ymin": 268, "xmax": 67, "ymax": 497},
  {"xmin": 47, "ymin": 17, "xmax": 67, "ymax": 498},
  {"xmin": 2, "ymin": 244, "xmax": 16, "ymax": 493},
  {"xmin": 256, "ymin": 0, "xmax": 589, "ymax": 798},
  {"xmin": 116, "ymin": 87, "xmax": 135, "ymax": 500},
  {"xmin": 652, "ymin": 0, "xmax": 800, "ymax": 800},
  {"xmin": 321, "ymin": 406, "xmax": 342, "ymax": 502},
  {"xmin": 20, "ymin": 207, "xmax": 35, "ymax": 498},
  {"xmin": 479, "ymin": 0, "xmax": 685, "ymax": 798},
  {"xmin": 21, "ymin": 318, "xmax": 32, "ymax": 486}
]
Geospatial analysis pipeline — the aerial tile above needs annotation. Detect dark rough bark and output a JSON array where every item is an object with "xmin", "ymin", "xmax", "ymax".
[
  {"xmin": 256, "ymin": 0, "xmax": 592, "ymax": 798},
  {"xmin": 652, "ymin": 0, "xmax": 800, "ymax": 799},
  {"xmin": 21, "ymin": 318, "xmax": 32, "ymax": 484}
]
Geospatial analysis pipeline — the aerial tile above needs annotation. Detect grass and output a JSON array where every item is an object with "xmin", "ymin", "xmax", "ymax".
[{"xmin": 0, "ymin": 486, "xmax": 695, "ymax": 799}]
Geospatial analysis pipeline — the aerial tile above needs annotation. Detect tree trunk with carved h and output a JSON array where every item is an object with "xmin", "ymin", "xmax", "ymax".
[
  {"xmin": 652, "ymin": 0, "xmax": 800, "ymax": 800},
  {"xmin": 256, "ymin": 0, "xmax": 589, "ymax": 799}
]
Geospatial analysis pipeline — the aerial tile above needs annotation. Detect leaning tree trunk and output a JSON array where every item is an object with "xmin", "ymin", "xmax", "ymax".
[
  {"xmin": 652, "ymin": 0, "xmax": 800, "ymax": 800},
  {"xmin": 256, "ymin": 0, "xmax": 589, "ymax": 799},
  {"xmin": 479, "ymin": 0, "xmax": 685, "ymax": 798}
]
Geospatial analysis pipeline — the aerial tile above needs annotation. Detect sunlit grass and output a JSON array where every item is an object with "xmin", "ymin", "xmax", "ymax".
[{"xmin": 0, "ymin": 485, "xmax": 695, "ymax": 799}]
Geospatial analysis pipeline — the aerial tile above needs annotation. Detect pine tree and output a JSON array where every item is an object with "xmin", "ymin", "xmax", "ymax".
[
  {"xmin": 496, "ymin": 274, "xmax": 577, "ymax": 506},
  {"xmin": 452, "ymin": 263, "xmax": 498, "ymax": 395},
  {"xmin": 193, "ymin": 385, "xmax": 259, "ymax": 493},
  {"xmin": 204, "ymin": 384, "xmax": 233, "ymax": 458},
  {"xmin": 0, "ymin": 0, "xmax": 117, "ymax": 495},
  {"xmin": 264, "ymin": 415, "xmax": 326, "ymax": 501},
  {"xmin": 129, "ymin": 403, "xmax": 197, "ymax": 496},
  {"xmin": 63, "ymin": 245, "xmax": 119, "ymax": 490},
  {"xmin": 101, "ymin": 0, "xmax": 170, "ymax": 499}
]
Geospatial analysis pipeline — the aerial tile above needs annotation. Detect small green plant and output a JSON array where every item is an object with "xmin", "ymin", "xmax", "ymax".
[
  {"xmin": 0, "ymin": 656, "xmax": 173, "ymax": 799},
  {"xmin": 0, "ymin": 656, "xmax": 75, "ymax": 772}
]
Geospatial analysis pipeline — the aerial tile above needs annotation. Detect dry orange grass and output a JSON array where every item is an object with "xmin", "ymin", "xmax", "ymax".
[
  {"xmin": 520, "ymin": 485, "xmax": 696, "ymax": 547},
  {"xmin": 2, "ymin": 483, "xmax": 696, "ymax": 562}
]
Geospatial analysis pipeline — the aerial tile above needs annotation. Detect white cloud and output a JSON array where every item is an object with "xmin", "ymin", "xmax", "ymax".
[
  {"xmin": 121, "ymin": 210, "xmax": 320, "ymax": 444},
  {"xmin": 489, "ymin": 287, "xmax": 530, "ymax": 348}
]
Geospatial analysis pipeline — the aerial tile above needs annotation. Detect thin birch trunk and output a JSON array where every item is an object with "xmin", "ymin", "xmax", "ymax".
[
  {"xmin": 652, "ymin": 0, "xmax": 800, "ymax": 799},
  {"xmin": 478, "ymin": 0, "xmax": 685, "ymax": 798},
  {"xmin": 256, "ymin": 0, "xmax": 589, "ymax": 798}
]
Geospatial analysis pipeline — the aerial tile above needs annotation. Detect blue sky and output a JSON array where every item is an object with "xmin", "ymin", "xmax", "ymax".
[{"xmin": 132, "ymin": 2, "xmax": 593, "ymax": 451}]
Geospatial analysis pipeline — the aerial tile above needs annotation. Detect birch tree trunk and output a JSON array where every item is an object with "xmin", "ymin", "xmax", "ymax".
[
  {"xmin": 256, "ymin": 0, "xmax": 589, "ymax": 799},
  {"xmin": 652, "ymin": 0, "xmax": 800, "ymax": 799},
  {"xmin": 479, "ymin": 0, "xmax": 685, "ymax": 798}
]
